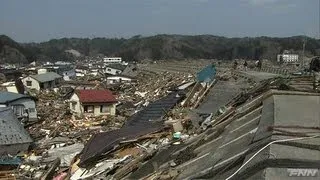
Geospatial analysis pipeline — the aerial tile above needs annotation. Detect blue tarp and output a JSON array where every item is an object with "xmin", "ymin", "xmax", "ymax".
[
  {"xmin": 0, "ymin": 156, "xmax": 22, "ymax": 165},
  {"xmin": 196, "ymin": 64, "xmax": 216, "ymax": 83}
]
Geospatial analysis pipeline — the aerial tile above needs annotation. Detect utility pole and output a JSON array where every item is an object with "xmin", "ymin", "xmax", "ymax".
[{"xmin": 302, "ymin": 39, "xmax": 305, "ymax": 69}]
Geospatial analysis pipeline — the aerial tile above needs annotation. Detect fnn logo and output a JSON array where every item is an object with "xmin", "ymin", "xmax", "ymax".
[{"xmin": 287, "ymin": 168, "xmax": 319, "ymax": 177}]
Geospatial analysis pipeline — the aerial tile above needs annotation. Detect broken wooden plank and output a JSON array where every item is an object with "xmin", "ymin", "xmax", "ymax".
[
  {"xmin": 193, "ymin": 80, "xmax": 216, "ymax": 108},
  {"xmin": 183, "ymin": 82, "xmax": 200, "ymax": 107},
  {"xmin": 41, "ymin": 158, "xmax": 61, "ymax": 180}
]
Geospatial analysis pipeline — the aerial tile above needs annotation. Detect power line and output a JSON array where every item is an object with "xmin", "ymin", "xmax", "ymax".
[{"xmin": 225, "ymin": 135, "xmax": 320, "ymax": 180}]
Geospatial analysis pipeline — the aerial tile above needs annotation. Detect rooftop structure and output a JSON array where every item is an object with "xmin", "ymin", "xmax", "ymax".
[
  {"xmin": 0, "ymin": 91, "xmax": 34, "ymax": 104},
  {"xmin": 70, "ymin": 89, "xmax": 118, "ymax": 116},
  {"xmin": 30, "ymin": 72, "xmax": 62, "ymax": 83},
  {"xmin": 22, "ymin": 72, "xmax": 62, "ymax": 91},
  {"xmin": 0, "ymin": 91, "xmax": 37, "ymax": 121},
  {"xmin": 76, "ymin": 89, "xmax": 117, "ymax": 103},
  {"xmin": 103, "ymin": 57, "xmax": 122, "ymax": 64},
  {"xmin": 0, "ymin": 107, "xmax": 33, "ymax": 155}
]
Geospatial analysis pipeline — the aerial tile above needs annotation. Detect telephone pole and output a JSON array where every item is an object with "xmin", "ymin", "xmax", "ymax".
[{"xmin": 302, "ymin": 39, "xmax": 305, "ymax": 69}]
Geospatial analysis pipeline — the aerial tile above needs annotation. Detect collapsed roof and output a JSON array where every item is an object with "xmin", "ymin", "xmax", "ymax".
[
  {"xmin": 127, "ymin": 77, "xmax": 320, "ymax": 180},
  {"xmin": 106, "ymin": 64, "xmax": 127, "ymax": 71}
]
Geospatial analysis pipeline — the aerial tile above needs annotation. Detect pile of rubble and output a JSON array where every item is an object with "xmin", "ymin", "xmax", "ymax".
[
  {"xmin": 216, "ymin": 70, "xmax": 238, "ymax": 81},
  {"xmin": 2, "ymin": 58, "xmax": 318, "ymax": 179},
  {"xmin": 117, "ymin": 71, "xmax": 194, "ymax": 104},
  {"xmin": 18, "ymin": 90, "xmax": 127, "ymax": 179},
  {"xmin": 13, "ymin": 66, "xmax": 198, "ymax": 179},
  {"xmin": 4, "ymin": 62, "xmax": 251, "ymax": 179},
  {"xmin": 28, "ymin": 90, "xmax": 127, "ymax": 140}
]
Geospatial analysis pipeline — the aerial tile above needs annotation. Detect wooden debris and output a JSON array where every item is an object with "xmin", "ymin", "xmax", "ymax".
[{"xmin": 41, "ymin": 158, "xmax": 61, "ymax": 180}]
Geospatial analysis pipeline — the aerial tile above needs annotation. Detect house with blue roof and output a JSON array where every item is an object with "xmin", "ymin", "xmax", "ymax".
[
  {"xmin": 0, "ymin": 91, "xmax": 37, "ymax": 122},
  {"xmin": 22, "ymin": 72, "xmax": 62, "ymax": 91}
]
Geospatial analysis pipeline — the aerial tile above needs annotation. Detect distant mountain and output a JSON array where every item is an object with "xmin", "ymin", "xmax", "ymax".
[
  {"xmin": 0, "ymin": 35, "xmax": 28, "ymax": 64},
  {"xmin": 1, "ymin": 34, "xmax": 320, "ymax": 64}
]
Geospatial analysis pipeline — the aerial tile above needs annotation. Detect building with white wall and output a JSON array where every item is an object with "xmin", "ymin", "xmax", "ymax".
[
  {"xmin": 106, "ymin": 75, "xmax": 136, "ymax": 85},
  {"xmin": 1, "ymin": 82, "xmax": 19, "ymax": 93},
  {"xmin": 277, "ymin": 53, "xmax": 299, "ymax": 63},
  {"xmin": 69, "ymin": 89, "xmax": 117, "ymax": 117},
  {"xmin": 105, "ymin": 64, "xmax": 127, "ymax": 75},
  {"xmin": 22, "ymin": 72, "xmax": 62, "ymax": 91},
  {"xmin": 75, "ymin": 65, "xmax": 89, "ymax": 77},
  {"xmin": 103, "ymin": 57, "xmax": 122, "ymax": 64}
]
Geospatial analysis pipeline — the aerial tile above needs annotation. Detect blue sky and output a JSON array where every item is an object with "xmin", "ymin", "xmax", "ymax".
[{"xmin": 0, "ymin": 0, "xmax": 319, "ymax": 42}]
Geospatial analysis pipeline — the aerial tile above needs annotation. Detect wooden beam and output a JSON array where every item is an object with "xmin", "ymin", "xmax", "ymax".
[
  {"xmin": 183, "ymin": 82, "xmax": 200, "ymax": 107},
  {"xmin": 193, "ymin": 80, "xmax": 216, "ymax": 108},
  {"xmin": 41, "ymin": 158, "xmax": 61, "ymax": 180}
]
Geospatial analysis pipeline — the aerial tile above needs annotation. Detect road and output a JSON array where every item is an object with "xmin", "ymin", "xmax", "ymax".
[
  {"xmin": 197, "ymin": 70, "xmax": 279, "ymax": 114},
  {"xmin": 239, "ymin": 70, "xmax": 280, "ymax": 81}
]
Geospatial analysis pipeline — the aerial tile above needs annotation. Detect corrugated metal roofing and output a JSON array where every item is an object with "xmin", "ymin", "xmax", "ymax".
[
  {"xmin": 30, "ymin": 72, "xmax": 62, "ymax": 83},
  {"xmin": 79, "ymin": 90, "xmax": 186, "ymax": 167},
  {"xmin": 0, "ymin": 107, "xmax": 33, "ymax": 146},
  {"xmin": 0, "ymin": 91, "xmax": 31, "ymax": 104}
]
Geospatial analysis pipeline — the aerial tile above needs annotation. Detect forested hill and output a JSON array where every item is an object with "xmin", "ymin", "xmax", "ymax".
[{"xmin": 1, "ymin": 34, "xmax": 320, "ymax": 63}]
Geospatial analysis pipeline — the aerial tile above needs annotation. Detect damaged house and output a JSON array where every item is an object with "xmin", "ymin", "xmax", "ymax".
[
  {"xmin": 0, "ymin": 107, "xmax": 33, "ymax": 156},
  {"xmin": 69, "ymin": 89, "xmax": 117, "ymax": 116},
  {"xmin": 22, "ymin": 72, "xmax": 62, "ymax": 91},
  {"xmin": 1, "ymin": 79, "xmax": 25, "ymax": 94},
  {"xmin": 121, "ymin": 64, "xmax": 138, "ymax": 77},
  {"xmin": 75, "ymin": 65, "xmax": 89, "ymax": 77},
  {"xmin": 106, "ymin": 75, "xmax": 136, "ymax": 85},
  {"xmin": 105, "ymin": 64, "xmax": 127, "ymax": 75},
  {"xmin": 0, "ymin": 91, "xmax": 37, "ymax": 121}
]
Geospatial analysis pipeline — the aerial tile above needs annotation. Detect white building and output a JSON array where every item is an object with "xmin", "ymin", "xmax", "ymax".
[
  {"xmin": 103, "ymin": 57, "xmax": 122, "ymax": 64},
  {"xmin": 69, "ymin": 89, "xmax": 117, "ymax": 117},
  {"xmin": 277, "ymin": 54, "xmax": 299, "ymax": 63},
  {"xmin": 1, "ymin": 82, "xmax": 18, "ymax": 93},
  {"xmin": 22, "ymin": 72, "xmax": 62, "ymax": 91},
  {"xmin": 106, "ymin": 75, "xmax": 136, "ymax": 85},
  {"xmin": 89, "ymin": 69, "xmax": 100, "ymax": 76},
  {"xmin": 105, "ymin": 64, "xmax": 127, "ymax": 75},
  {"xmin": 75, "ymin": 66, "xmax": 89, "ymax": 77}
]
